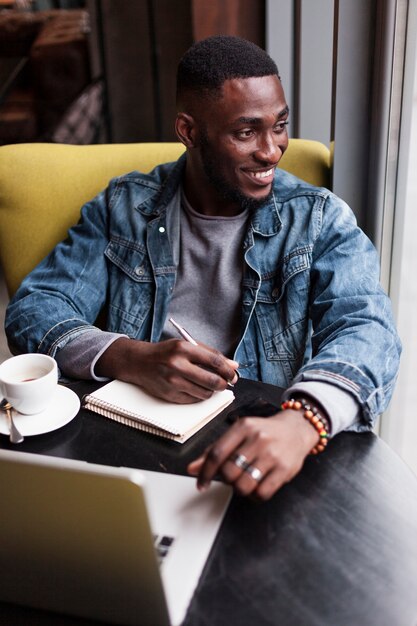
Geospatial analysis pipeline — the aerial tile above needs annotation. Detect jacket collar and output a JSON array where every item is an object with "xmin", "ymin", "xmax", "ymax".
[
  {"xmin": 135, "ymin": 153, "xmax": 283, "ymax": 235},
  {"xmin": 134, "ymin": 154, "xmax": 187, "ymax": 216},
  {"xmin": 249, "ymin": 190, "xmax": 282, "ymax": 236}
]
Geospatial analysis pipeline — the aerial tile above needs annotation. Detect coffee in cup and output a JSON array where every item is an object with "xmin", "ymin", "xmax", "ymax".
[{"xmin": 0, "ymin": 354, "xmax": 58, "ymax": 415}]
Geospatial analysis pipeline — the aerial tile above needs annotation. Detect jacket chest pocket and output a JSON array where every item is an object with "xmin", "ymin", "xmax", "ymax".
[
  {"xmin": 104, "ymin": 237, "xmax": 155, "ymax": 335},
  {"xmin": 105, "ymin": 237, "xmax": 154, "ymax": 282},
  {"xmin": 255, "ymin": 247, "xmax": 312, "ymax": 361}
]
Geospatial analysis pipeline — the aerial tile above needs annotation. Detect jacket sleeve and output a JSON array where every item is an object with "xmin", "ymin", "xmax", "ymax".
[
  {"xmin": 5, "ymin": 182, "xmax": 116, "ymax": 358},
  {"xmin": 293, "ymin": 193, "xmax": 402, "ymax": 429}
]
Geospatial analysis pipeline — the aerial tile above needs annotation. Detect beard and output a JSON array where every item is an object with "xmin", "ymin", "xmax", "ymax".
[{"xmin": 199, "ymin": 131, "xmax": 273, "ymax": 212}]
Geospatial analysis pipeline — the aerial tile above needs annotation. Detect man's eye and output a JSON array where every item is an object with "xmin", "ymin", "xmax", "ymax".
[
  {"xmin": 274, "ymin": 121, "xmax": 289, "ymax": 134},
  {"xmin": 236, "ymin": 129, "xmax": 254, "ymax": 140}
]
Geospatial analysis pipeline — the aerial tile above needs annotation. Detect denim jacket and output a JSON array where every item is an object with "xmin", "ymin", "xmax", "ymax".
[{"xmin": 6, "ymin": 154, "xmax": 401, "ymax": 427}]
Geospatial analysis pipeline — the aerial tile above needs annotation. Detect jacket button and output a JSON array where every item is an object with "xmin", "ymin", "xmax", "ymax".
[
  {"xmin": 135, "ymin": 266, "xmax": 144, "ymax": 276},
  {"xmin": 159, "ymin": 226, "xmax": 166, "ymax": 233}
]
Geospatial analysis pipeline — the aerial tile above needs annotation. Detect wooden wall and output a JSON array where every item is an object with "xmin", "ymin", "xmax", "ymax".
[{"xmin": 90, "ymin": 0, "xmax": 265, "ymax": 142}]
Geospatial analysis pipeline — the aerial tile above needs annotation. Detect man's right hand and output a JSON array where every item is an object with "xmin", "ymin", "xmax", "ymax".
[{"xmin": 95, "ymin": 337, "xmax": 239, "ymax": 403}]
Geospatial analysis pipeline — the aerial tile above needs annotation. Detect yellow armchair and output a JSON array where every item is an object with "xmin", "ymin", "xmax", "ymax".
[{"xmin": 0, "ymin": 139, "xmax": 330, "ymax": 298}]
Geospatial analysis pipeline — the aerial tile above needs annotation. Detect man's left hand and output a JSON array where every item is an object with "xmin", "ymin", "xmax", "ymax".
[{"xmin": 187, "ymin": 409, "xmax": 319, "ymax": 500}]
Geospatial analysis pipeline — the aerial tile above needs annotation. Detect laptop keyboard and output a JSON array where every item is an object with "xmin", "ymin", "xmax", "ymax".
[{"xmin": 153, "ymin": 534, "xmax": 175, "ymax": 564}]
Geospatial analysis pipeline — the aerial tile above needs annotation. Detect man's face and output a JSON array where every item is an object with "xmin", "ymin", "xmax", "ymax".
[{"xmin": 196, "ymin": 75, "xmax": 289, "ymax": 211}]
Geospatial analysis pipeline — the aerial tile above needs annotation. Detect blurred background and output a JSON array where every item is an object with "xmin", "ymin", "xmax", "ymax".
[{"xmin": 0, "ymin": 1, "xmax": 267, "ymax": 146}]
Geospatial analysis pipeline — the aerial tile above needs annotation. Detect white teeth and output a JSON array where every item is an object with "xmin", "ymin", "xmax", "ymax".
[{"xmin": 253, "ymin": 169, "xmax": 273, "ymax": 179}]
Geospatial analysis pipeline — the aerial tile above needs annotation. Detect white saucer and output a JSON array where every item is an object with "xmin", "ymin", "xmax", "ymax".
[{"xmin": 0, "ymin": 385, "xmax": 80, "ymax": 437}]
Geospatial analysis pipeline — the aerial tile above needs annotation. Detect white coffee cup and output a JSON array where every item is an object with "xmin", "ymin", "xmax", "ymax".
[{"xmin": 0, "ymin": 354, "xmax": 58, "ymax": 415}]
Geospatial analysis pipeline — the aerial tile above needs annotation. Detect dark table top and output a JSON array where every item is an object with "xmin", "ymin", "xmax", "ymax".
[{"xmin": 1, "ymin": 378, "xmax": 417, "ymax": 626}]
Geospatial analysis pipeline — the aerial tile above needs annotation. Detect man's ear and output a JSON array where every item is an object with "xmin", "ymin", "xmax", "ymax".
[{"xmin": 175, "ymin": 113, "xmax": 197, "ymax": 148}]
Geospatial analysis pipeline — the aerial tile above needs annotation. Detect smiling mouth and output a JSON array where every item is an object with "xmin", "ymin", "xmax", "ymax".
[
  {"xmin": 243, "ymin": 167, "xmax": 275, "ymax": 183},
  {"xmin": 253, "ymin": 168, "xmax": 274, "ymax": 179}
]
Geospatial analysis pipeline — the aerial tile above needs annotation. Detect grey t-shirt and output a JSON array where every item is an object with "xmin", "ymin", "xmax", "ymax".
[{"xmin": 160, "ymin": 193, "xmax": 249, "ymax": 357}]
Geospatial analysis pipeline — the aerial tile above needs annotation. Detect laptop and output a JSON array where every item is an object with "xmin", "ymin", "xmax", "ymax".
[{"xmin": 0, "ymin": 449, "xmax": 232, "ymax": 626}]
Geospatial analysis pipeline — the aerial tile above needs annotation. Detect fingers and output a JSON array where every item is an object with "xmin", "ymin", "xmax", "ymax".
[
  {"xmin": 188, "ymin": 412, "xmax": 314, "ymax": 500},
  {"xmin": 188, "ymin": 419, "xmax": 252, "ymax": 490},
  {"xmin": 190, "ymin": 343, "xmax": 239, "ymax": 387},
  {"xmin": 159, "ymin": 341, "xmax": 239, "ymax": 396},
  {"xmin": 189, "ymin": 441, "xmax": 283, "ymax": 500},
  {"xmin": 188, "ymin": 418, "xmax": 279, "ymax": 496},
  {"xmin": 123, "ymin": 339, "xmax": 239, "ymax": 402},
  {"xmin": 225, "ymin": 358, "xmax": 240, "ymax": 385},
  {"xmin": 191, "ymin": 448, "xmax": 286, "ymax": 500},
  {"xmin": 96, "ymin": 336, "xmax": 238, "ymax": 404},
  {"xmin": 217, "ymin": 452, "xmax": 269, "ymax": 497}
]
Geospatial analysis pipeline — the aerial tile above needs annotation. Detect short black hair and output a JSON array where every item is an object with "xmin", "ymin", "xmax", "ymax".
[{"xmin": 177, "ymin": 35, "xmax": 279, "ymax": 104}]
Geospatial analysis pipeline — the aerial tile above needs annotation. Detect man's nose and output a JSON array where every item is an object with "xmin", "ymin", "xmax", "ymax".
[{"xmin": 254, "ymin": 133, "xmax": 282, "ymax": 163}]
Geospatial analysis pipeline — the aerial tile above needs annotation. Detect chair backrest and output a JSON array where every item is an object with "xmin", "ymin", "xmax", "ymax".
[{"xmin": 0, "ymin": 139, "xmax": 330, "ymax": 297}]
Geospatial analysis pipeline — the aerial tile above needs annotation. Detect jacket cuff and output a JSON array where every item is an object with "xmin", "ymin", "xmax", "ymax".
[
  {"xmin": 282, "ymin": 380, "xmax": 362, "ymax": 436},
  {"xmin": 55, "ymin": 329, "xmax": 127, "ymax": 381}
]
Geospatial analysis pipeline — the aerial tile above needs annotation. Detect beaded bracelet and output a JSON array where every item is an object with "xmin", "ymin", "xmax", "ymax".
[{"xmin": 281, "ymin": 398, "xmax": 330, "ymax": 455}]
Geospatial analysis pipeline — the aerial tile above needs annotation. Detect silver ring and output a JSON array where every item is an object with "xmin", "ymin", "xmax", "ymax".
[
  {"xmin": 232, "ymin": 453, "xmax": 249, "ymax": 470},
  {"xmin": 244, "ymin": 464, "xmax": 263, "ymax": 482}
]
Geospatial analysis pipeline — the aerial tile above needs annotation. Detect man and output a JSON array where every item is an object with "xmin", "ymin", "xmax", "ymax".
[{"xmin": 5, "ymin": 36, "xmax": 401, "ymax": 500}]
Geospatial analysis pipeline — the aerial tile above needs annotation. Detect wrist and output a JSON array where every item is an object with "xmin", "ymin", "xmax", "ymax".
[
  {"xmin": 270, "ymin": 408, "xmax": 319, "ymax": 454},
  {"xmin": 290, "ymin": 392, "xmax": 331, "ymax": 433},
  {"xmin": 95, "ymin": 337, "xmax": 141, "ymax": 380},
  {"xmin": 281, "ymin": 397, "xmax": 330, "ymax": 455}
]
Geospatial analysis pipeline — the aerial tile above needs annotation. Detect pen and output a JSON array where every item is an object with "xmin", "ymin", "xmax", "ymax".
[
  {"xmin": 168, "ymin": 317, "xmax": 239, "ymax": 386},
  {"xmin": 169, "ymin": 317, "xmax": 198, "ymax": 346}
]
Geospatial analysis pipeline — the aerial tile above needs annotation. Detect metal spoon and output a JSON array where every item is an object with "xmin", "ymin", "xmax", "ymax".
[{"xmin": 0, "ymin": 398, "xmax": 24, "ymax": 444}]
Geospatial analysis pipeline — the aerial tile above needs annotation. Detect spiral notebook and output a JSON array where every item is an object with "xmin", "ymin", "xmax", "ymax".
[{"xmin": 83, "ymin": 380, "xmax": 235, "ymax": 443}]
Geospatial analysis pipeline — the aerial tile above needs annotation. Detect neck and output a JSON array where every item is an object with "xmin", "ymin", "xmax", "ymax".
[{"xmin": 182, "ymin": 158, "xmax": 243, "ymax": 217}]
